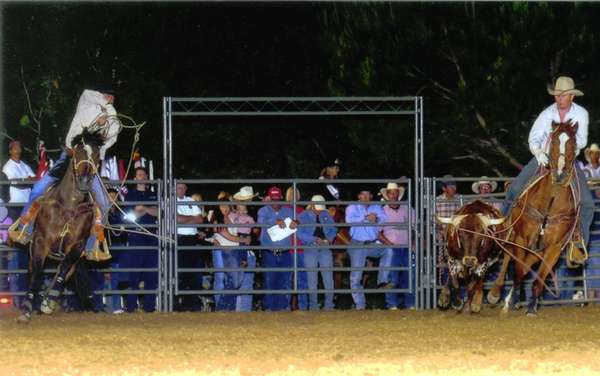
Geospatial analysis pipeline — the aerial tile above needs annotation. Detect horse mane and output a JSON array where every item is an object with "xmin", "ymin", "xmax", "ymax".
[{"xmin": 71, "ymin": 129, "xmax": 106, "ymax": 148}]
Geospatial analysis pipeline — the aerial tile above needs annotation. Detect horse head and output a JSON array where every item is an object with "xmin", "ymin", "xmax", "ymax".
[
  {"xmin": 71, "ymin": 129, "xmax": 104, "ymax": 192},
  {"xmin": 549, "ymin": 121, "xmax": 578, "ymax": 185}
]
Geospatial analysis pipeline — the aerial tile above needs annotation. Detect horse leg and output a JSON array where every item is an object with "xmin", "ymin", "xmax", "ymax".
[
  {"xmin": 526, "ymin": 244, "xmax": 562, "ymax": 317},
  {"xmin": 41, "ymin": 248, "xmax": 82, "ymax": 315},
  {"xmin": 17, "ymin": 244, "xmax": 46, "ymax": 324},
  {"xmin": 488, "ymin": 255, "xmax": 510, "ymax": 305},
  {"xmin": 502, "ymin": 246, "xmax": 527, "ymax": 313}
]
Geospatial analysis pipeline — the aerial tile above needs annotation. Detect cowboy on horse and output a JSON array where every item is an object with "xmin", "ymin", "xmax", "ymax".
[
  {"xmin": 9, "ymin": 85, "xmax": 122, "ymax": 261},
  {"xmin": 502, "ymin": 76, "xmax": 593, "ymax": 265}
]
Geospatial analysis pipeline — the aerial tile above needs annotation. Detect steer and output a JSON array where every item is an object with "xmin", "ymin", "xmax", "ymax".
[{"xmin": 437, "ymin": 200, "xmax": 506, "ymax": 314}]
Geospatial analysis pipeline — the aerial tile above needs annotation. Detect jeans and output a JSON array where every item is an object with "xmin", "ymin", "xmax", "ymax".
[
  {"xmin": 7, "ymin": 247, "xmax": 29, "ymax": 308},
  {"xmin": 303, "ymin": 248, "xmax": 334, "ymax": 310},
  {"xmin": 586, "ymin": 239, "xmax": 600, "ymax": 289},
  {"xmin": 261, "ymin": 250, "xmax": 292, "ymax": 311},
  {"xmin": 212, "ymin": 249, "xmax": 240, "ymax": 311},
  {"xmin": 502, "ymin": 157, "xmax": 594, "ymax": 245},
  {"xmin": 236, "ymin": 250, "xmax": 256, "ymax": 312},
  {"xmin": 348, "ymin": 241, "xmax": 394, "ymax": 310},
  {"xmin": 385, "ymin": 248, "xmax": 415, "ymax": 309},
  {"xmin": 293, "ymin": 252, "xmax": 308, "ymax": 310}
]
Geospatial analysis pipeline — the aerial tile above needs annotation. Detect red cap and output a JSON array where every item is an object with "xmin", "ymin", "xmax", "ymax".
[{"xmin": 267, "ymin": 186, "xmax": 283, "ymax": 200}]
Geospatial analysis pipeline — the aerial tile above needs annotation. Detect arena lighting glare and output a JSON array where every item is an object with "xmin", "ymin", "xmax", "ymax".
[{"xmin": 0, "ymin": 296, "xmax": 12, "ymax": 305}]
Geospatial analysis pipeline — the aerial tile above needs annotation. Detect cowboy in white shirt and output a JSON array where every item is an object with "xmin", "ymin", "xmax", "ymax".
[
  {"xmin": 583, "ymin": 144, "xmax": 600, "ymax": 180},
  {"xmin": 10, "ymin": 86, "xmax": 122, "ymax": 260},
  {"xmin": 502, "ymin": 76, "xmax": 593, "ymax": 260}
]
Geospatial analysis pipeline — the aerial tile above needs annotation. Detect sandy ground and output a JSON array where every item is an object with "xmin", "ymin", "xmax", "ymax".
[{"xmin": 1, "ymin": 305, "xmax": 600, "ymax": 375}]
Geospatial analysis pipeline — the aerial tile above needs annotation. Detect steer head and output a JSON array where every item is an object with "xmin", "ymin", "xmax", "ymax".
[{"xmin": 437, "ymin": 204, "xmax": 506, "ymax": 277}]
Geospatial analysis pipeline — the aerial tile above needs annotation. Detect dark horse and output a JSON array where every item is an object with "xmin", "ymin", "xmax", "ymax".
[
  {"xmin": 17, "ymin": 130, "xmax": 105, "ymax": 323},
  {"xmin": 487, "ymin": 121, "xmax": 580, "ymax": 316}
]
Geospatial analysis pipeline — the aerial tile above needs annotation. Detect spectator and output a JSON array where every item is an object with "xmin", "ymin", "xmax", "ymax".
[
  {"xmin": 318, "ymin": 159, "xmax": 343, "ymax": 222},
  {"xmin": 175, "ymin": 182, "xmax": 205, "ymax": 311},
  {"xmin": 345, "ymin": 189, "xmax": 391, "ymax": 310},
  {"xmin": 105, "ymin": 187, "xmax": 128, "ymax": 314},
  {"xmin": 297, "ymin": 195, "xmax": 336, "ymax": 311},
  {"xmin": 257, "ymin": 186, "xmax": 296, "ymax": 311},
  {"xmin": 583, "ymin": 143, "xmax": 600, "ymax": 180},
  {"xmin": 231, "ymin": 186, "xmax": 258, "ymax": 312},
  {"xmin": 1, "ymin": 140, "xmax": 36, "ymax": 219},
  {"xmin": 285, "ymin": 186, "xmax": 308, "ymax": 311},
  {"xmin": 121, "ymin": 167, "xmax": 158, "ymax": 313},
  {"xmin": 378, "ymin": 182, "xmax": 416, "ymax": 310},
  {"xmin": 435, "ymin": 175, "xmax": 460, "ymax": 288},
  {"xmin": 586, "ymin": 185, "xmax": 600, "ymax": 303},
  {"xmin": 471, "ymin": 177, "xmax": 502, "ymax": 211},
  {"xmin": 0, "ymin": 199, "xmax": 12, "ymax": 294}
]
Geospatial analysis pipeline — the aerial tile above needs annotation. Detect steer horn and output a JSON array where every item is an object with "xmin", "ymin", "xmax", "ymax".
[
  {"xmin": 437, "ymin": 214, "xmax": 467, "ymax": 227},
  {"xmin": 477, "ymin": 213, "xmax": 506, "ymax": 227}
]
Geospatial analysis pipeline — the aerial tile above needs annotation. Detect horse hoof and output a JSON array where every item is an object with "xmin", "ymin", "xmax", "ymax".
[
  {"xmin": 471, "ymin": 303, "xmax": 482, "ymax": 313},
  {"xmin": 41, "ymin": 298, "xmax": 56, "ymax": 315},
  {"xmin": 437, "ymin": 293, "xmax": 450, "ymax": 310},
  {"xmin": 16, "ymin": 312, "xmax": 31, "ymax": 324},
  {"xmin": 451, "ymin": 300, "xmax": 464, "ymax": 311},
  {"xmin": 487, "ymin": 290, "xmax": 501, "ymax": 305},
  {"xmin": 526, "ymin": 311, "xmax": 538, "ymax": 317}
]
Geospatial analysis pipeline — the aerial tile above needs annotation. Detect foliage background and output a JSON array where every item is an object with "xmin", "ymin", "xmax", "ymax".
[{"xmin": 3, "ymin": 2, "xmax": 600, "ymax": 180}]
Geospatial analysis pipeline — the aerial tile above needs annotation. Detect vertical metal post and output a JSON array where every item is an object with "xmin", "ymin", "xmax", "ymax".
[
  {"xmin": 432, "ymin": 177, "xmax": 438, "ymax": 309},
  {"xmin": 292, "ymin": 179, "xmax": 298, "ymax": 291},
  {"xmin": 407, "ymin": 178, "xmax": 413, "ymax": 302},
  {"xmin": 157, "ymin": 180, "xmax": 163, "ymax": 312}
]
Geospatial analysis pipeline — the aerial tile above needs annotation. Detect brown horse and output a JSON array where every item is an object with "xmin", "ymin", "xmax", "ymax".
[
  {"xmin": 488, "ymin": 121, "xmax": 580, "ymax": 316},
  {"xmin": 17, "ymin": 130, "xmax": 105, "ymax": 323}
]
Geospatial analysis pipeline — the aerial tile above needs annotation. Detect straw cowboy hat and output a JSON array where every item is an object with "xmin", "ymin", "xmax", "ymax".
[
  {"xmin": 585, "ymin": 143, "xmax": 600, "ymax": 164},
  {"xmin": 547, "ymin": 76, "xmax": 584, "ymax": 97},
  {"xmin": 307, "ymin": 195, "xmax": 327, "ymax": 211},
  {"xmin": 233, "ymin": 186, "xmax": 258, "ymax": 201},
  {"xmin": 379, "ymin": 182, "xmax": 406, "ymax": 201},
  {"xmin": 471, "ymin": 177, "xmax": 497, "ymax": 194}
]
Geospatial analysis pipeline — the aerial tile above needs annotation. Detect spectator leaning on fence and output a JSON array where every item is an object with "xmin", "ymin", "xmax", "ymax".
[
  {"xmin": 472, "ymin": 177, "xmax": 502, "ymax": 211},
  {"xmin": 345, "ymin": 189, "xmax": 392, "ymax": 310},
  {"xmin": 583, "ymin": 143, "xmax": 600, "ymax": 180},
  {"xmin": 284, "ymin": 186, "xmax": 308, "ymax": 311},
  {"xmin": 297, "ymin": 195, "xmax": 337, "ymax": 311},
  {"xmin": 105, "ymin": 187, "xmax": 128, "ymax": 314},
  {"xmin": 257, "ymin": 186, "xmax": 296, "ymax": 311},
  {"xmin": 175, "ymin": 182, "xmax": 205, "ymax": 311},
  {"xmin": 1, "ymin": 140, "xmax": 36, "ymax": 219},
  {"xmin": 435, "ymin": 175, "xmax": 460, "ymax": 287},
  {"xmin": 231, "ymin": 186, "xmax": 258, "ymax": 312},
  {"xmin": 378, "ymin": 182, "xmax": 416, "ymax": 310},
  {"xmin": 121, "ymin": 167, "xmax": 158, "ymax": 313}
]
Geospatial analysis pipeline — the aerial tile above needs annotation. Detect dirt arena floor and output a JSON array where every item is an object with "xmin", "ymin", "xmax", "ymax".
[{"xmin": 2, "ymin": 305, "xmax": 600, "ymax": 375}]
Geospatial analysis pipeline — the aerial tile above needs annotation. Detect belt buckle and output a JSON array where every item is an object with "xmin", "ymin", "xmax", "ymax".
[{"xmin": 273, "ymin": 249, "xmax": 282, "ymax": 256}]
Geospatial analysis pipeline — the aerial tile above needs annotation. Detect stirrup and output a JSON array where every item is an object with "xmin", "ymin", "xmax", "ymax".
[
  {"xmin": 8, "ymin": 218, "xmax": 32, "ymax": 245},
  {"xmin": 85, "ymin": 238, "xmax": 112, "ymax": 262},
  {"xmin": 566, "ymin": 239, "xmax": 588, "ymax": 268}
]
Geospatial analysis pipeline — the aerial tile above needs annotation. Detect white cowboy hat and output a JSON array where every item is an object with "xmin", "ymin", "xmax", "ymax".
[
  {"xmin": 307, "ymin": 195, "xmax": 327, "ymax": 211},
  {"xmin": 585, "ymin": 143, "xmax": 600, "ymax": 164},
  {"xmin": 233, "ymin": 186, "xmax": 258, "ymax": 201},
  {"xmin": 379, "ymin": 182, "xmax": 406, "ymax": 201},
  {"xmin": 471, "ymin": 177, "xmax": 497, "ymax": 194},
  {"xmin": 547, "ymin": 76, "xmax": 584, "ymax": 97}
]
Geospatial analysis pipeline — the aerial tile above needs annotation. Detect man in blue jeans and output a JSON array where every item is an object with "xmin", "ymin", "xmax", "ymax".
[
  {"xmin": 345, "ymin": 189, "xmax": 391, "ymax": 310},
  {"xmin": 502, "ymin": 76, "xmax": 592, "ymax": 265},
  {"xmin": 9, "ymin": 87, "xmax": 121, "ymax": 262}
]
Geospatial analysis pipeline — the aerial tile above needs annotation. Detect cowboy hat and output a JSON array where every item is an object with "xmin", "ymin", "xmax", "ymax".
[
  {"xmin": 472, "ymin": 177, "xmax": 497, "ymax": 194},
  {"xmin": 547, "ymin": 76, "xmax": 583, "ymax": 97},
  {"xmin": 233, "ymin": 186, "xmax": 258, "ymax": 201},
  {"xmin": 585, "ymin": 143, "xmax": 600, "ymax": 164},
  {"xmin": 307, "ymin": 195, "xmax": 327, "ymax": 211},
  {"xmin": 379, "ymin": 182, "xmax": 406, "ymax": 201}
]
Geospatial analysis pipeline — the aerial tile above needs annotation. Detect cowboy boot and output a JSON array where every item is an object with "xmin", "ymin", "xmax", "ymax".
[
  {"xmin": 8, "ymin": 201, "xmax": 42, "ymax": 245},
  {"xmin": 85, "ymin": 207, "xmax": 111, "ymax": 262},
  {"xmin": 566, "ymin": 231, "xmax": 588, "ymax": 268}
]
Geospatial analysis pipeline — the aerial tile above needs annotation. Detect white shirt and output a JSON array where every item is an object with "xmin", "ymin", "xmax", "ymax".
[
  {"xmin": 528, "ymin": 102, "xmax": 589, "ymax": 156},
  {"xmin": 2, "ymin": 159, "xmax": 35, "ymax": 203},
  {"xmin": 65, "ymin": 90, "xmax": 122, "ymax": 160},
  {"xmin": 177, "ymin": 196, "xmax": 202, "ymax": 235},
  {"xmin": 583, "ymin": 163, "xmax": 600, "ymax": 179}
]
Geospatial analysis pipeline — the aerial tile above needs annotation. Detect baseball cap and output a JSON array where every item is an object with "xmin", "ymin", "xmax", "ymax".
[
  {"xmin": 441, "ymin": 174, "xmax": 456, "ymax": 187},
  {"xmin": 267, "ymin": 186, "xmax": 283, "ymax": 200}
]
